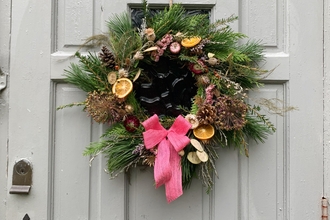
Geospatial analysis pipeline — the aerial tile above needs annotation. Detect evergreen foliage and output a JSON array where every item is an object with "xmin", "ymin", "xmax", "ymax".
[{"xmin": 60, "ymin": 2, "xmax": 278, "ymax": 199}]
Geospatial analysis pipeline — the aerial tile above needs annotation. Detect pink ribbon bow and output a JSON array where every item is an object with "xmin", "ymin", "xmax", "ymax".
[{"xmin": 142, "ymin": 114, "xmax": 191, "ymax": 203}]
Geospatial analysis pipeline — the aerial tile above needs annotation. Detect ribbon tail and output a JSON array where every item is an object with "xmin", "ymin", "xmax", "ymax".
[
  {"xmin": 154, "ymin": 139, "xmax": 171, "ymax": 188},
  {"xmin": 164, "ymin": 146, "xmax": 183, "ymax": 203}
]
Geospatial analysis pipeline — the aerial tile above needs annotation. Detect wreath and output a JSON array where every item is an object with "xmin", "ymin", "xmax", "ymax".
[{"xmin": 59, "ymin": 1, "xmax": 275, "ymax": 203}]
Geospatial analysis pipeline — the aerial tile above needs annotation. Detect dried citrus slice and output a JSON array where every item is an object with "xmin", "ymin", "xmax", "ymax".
[
  {"xmin": 193, "ymin": 124, "xmax": 215, "ymax": 140},
  {"xmin": 107, "ymin": 71, "xmax": 117, "ymax": 85},
  {"xmin": 187, "ymin": 152, "xmax": 201, "ymax": 164},
  {"xmin": 190, "ymin": 139, "xmax": 204, "ymax": 152},
  {"xmin": 112, "ymin": 78, "xmax": 133, "ymax": 99},
  {"xmin": 181, "ymin": 37, "xmax": 201, "ymax": 48},
  {"xmin": 196, "ymin": 151, "xmax": 208, "ymax": 162}
]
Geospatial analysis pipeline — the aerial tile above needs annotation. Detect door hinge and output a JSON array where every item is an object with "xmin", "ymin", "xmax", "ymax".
[
  {"xmin": 323, "ymin": 197, "xmax": 328, "ymax": 220},
  {"xmin": 0, "ymin": 68, "xmax": 7, "ymax": 91}
]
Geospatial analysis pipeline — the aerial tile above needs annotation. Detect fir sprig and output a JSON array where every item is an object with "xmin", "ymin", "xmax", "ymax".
[
  {"xmin": 150, "ymin": 4, "xmax": 193, "ymax": 39},
  {"xmin": 56, "ymin": 101, "xmax": 86, "ymax": 110},
  {"xmin": 248, "ymin": 105, "xmax": 276, "ymax": 133}
]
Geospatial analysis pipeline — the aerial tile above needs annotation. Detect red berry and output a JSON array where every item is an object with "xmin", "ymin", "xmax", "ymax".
[
  {"xmin": 169, "ymin": 42, "xmax": 181, "ymax": 54},
  {"xmin": 123, "ymin": 115, "xmax": 140, "ymax": 132},
  {"xmin": 188, "ymin": 60, "xmax": 206, "ymax": 74}
]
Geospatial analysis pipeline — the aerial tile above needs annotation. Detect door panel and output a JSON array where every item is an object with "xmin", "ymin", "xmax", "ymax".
[
  {"xmin": 54, "ymin": 84, "xmax": 91, "ymax": 219},
  {"xmin": 128, "ymin": 168, "xmax": 211, "ymax": 219},
  {"xmin": 240, "ymin": 85, "xmax": 286, "ymax": 219}
]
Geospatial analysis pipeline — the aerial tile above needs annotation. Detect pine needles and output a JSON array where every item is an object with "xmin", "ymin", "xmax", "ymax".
[
  {"xmin": 64, "ymin": 52, "xmax": 110, "ymax": 92},
  {"xmin": 107, "ymin": 13, "xmax": 142, "ymax": 66},
  {"xmin": 84, "ymin": 123, "xmax": 143, "ymax": 177}
]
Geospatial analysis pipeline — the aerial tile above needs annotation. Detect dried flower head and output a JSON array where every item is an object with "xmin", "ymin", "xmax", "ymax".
[
  {"xmin": 85, "ymin": 91, "xmax": 126, "ymax": 123},
  {"xmin": 207, "ymin": 57, "xmax": 219, "ymax": 66},
  {"xmin": 205, "ymin": 84, "xmax": 215, "ymax": 105},
  {"xmin": 196, "ymin": 75, "xmax": 210, "ymax": 87},
  {"xmin": 185, "ymin": 114, "xmax": 199, "ymax": 129},
  {"xmin": 145, "ymin": 28, "xmax": 156, "ymax": 41},
  {"xmin": 214, "ymin": 95, "xmax": 248, "ymax": 131},
  {"xmin": 118, "ymin": 68, "xmax": 129, "ymax": 78}
]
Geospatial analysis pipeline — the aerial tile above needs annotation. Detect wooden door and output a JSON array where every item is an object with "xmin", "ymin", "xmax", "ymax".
[{"xmin": 4, "ymin": 0, "xmax": 324, "ymax": 219}]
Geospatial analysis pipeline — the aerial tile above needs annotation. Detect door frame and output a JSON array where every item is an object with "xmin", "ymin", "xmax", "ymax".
[
  {"xmin": 0, "ymin": 0, "xmax": 11, "ymax": 219},
  {"xmin": 1, "ymin": 0, "xmax": 327, "ymax": 219},
  {"xmin": 323, "ymin": 0, "xmax": 330, "ymax": 209}
]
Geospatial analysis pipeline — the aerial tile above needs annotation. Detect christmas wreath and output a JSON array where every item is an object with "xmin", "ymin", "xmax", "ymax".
[{"xmin": 59, "ymin": 1, "xmax": 275, "ymax": 203}]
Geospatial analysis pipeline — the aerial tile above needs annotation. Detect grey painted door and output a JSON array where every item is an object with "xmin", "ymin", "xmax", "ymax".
[{"xmin": 4, "ymin": 0, "xmax": 324, "ymax": 219}]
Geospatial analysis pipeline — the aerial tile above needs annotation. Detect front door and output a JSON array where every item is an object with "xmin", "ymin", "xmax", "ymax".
[{"xmin": 5, "ymin": 0, "xmax": 324, "ymax": 219}]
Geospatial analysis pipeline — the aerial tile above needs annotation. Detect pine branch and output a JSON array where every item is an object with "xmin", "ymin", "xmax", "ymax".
[
  {"xmin": 84, "ymin": 123, "xmax": 144, "ymax": 177},
  {"xmin": 107, "ymin": 12, "xmax": 142, "ymax": 64},
  {"xmin": 210, "ymin": 15, "xmax": 238, "ymax": 29},
  {"xmin": 142, "ymin": 0, "xmax": 149, "ymax": 19},
  {"xmin": 236, "ymin": 40, "xmax": 264, "ymax": 63},
  {"xmin": 75, "ymin": 52, "xmax": 110, "ymax": 91},
  {"xmin": 83, "ymin": 140, "xmax": 109, "ymax": 157},
  {"xmin": 104, "ymin": 138, "xmax": 141, "ymax": 177},
  {"xmin": 63, "ymin": 63, "xmax": 98, "ymax": 92},
  {"xmin": 235, "ymin": 105, "xmax": 276, "ymax": 145},
  {"xmin": 219, "ymin": 54, "xmax": 265, "ymax": 89},
  {"xmin": 178, "ymin": 54, "xmax": 198, "ymax": 63},
  {"xmin": 150, "ymin": 4, "xmax": 188, "ymax": 38},
  {"xmin": 107, "ymin": 13, "xmax": 135, "ymax": 41}
]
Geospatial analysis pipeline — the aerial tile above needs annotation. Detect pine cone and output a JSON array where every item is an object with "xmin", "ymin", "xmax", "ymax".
[
  {"xmin": 99, "ymin": 46, "xmax": 116, "ymax": 69},
  {"xmin": 196, "ymin": 104, "xmax": 217, "ymax": 125}
]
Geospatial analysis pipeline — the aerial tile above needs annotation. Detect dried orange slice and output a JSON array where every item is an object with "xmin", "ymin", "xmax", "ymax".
[
  {"xmin": 193, "ymin": 124, "xmax": 215, "ymax": 140},
  {"xmin": 181, "ymin": 37, "xmax": 201, "ymax": 48},
  {"xmin": 112, "ymin": 78, "xmax": 133, "ymax": 99}
]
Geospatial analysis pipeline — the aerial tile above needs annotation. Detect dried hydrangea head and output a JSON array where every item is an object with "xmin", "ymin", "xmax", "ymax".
[
  {"xmin": 214, "ymin": 95, "xmax": 248, "ymax": 131},
  {"xmin": 145, "ymin": 28, "xmax": 156, "ymax": 41},
  {"xmin": 118, "ymin": 68, "xmax": 129, "ymax": 78},
  {"xmin": 85, "ymin": 91, "xmax": 126, "ymax": 123}
]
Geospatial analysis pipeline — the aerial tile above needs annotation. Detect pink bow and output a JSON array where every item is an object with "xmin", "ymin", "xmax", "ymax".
[{"xmin": 142, "ymin": 114, "xmax": 191, "ymax": 203}]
